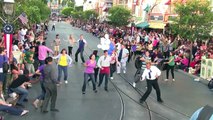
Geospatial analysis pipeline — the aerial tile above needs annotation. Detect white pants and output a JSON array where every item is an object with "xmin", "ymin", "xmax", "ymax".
[{"xmin": 117, "ymin": 61, "xmax": 127, "ymax": 73}]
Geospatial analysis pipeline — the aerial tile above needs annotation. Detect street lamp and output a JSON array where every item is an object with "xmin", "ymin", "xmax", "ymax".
[{"xmin": 3, "ymin": 0, "xmax": 15, "ymax": 16}]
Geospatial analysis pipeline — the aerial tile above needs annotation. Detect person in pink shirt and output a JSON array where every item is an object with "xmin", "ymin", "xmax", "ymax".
[
  {"xmin": 82, "ymin": 54, "xmax": 97, "ymax": 94},
  {"xmin": 152, "ymin": 37, "xmax": 159, "ymax": 50},
  {"xmin": 180, "ymin": 56, "xmax": 189, "ymax": 70},
  {"xmin": 38, "ymin": 42, "xmax": 54, "ymax": 65}
]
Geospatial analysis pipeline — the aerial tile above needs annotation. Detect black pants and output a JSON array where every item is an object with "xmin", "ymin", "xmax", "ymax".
[
  {"xmin": 75, "ymin": 48, "xmax": 85, "ymax": 63},
  {"xmin": 110, "ymin": 63, "xmax": 116, "ymax": 77},
  {"xmin": 134, "ymin": 68, "xmax": 144, "ymax": 83},
  {"xmin": 166, "ymin": 65, "xmax": 174, "ymax": 79},
  {"xmin": 51, "ymin": 25, "xmax": 55, "ymax": 31},
  {"xmin": 94, "ymin": 68, "xmax": 99, "ymax": 83},
  {"xmin": 68, "ymin": 46, "xmax": 73, "ymax": 56},
  {"xmin": 98, "ymin": 73, "xmax": 109, "ymax": 89},
  {"xmin": 141, "ymin": 79, "xmax": 161, "ymax": 102}
]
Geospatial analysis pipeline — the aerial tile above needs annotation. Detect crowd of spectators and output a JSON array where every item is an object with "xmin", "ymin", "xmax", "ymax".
[{"xmin": 70, "ymin": 19, "xmax": 213, "ymax": 76}]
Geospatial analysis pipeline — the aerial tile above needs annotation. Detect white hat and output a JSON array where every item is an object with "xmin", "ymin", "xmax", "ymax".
[{"xmin": 13, "ymin": 45, "xmax": 19, "ymax": 51}]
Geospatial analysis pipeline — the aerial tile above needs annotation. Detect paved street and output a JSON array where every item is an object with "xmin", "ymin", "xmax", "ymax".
[{"xmin": 4, "ymin": 21, "xmax": 213, "ymax": 120}]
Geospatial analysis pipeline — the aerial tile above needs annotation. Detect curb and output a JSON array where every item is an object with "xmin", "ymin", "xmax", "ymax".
[{"xmin": 176, "ymin": 69, "xmax": 209, "ymax": 85}]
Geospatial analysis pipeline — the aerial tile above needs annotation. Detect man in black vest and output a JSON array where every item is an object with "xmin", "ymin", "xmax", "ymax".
[{"xmin": 75, "ymin": 34, "xmax": 87, "ymax": 63}]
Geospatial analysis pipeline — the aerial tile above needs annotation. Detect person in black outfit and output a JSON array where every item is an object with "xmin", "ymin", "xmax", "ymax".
[
  {"xmin": 75, "ymin": 34, "xmax": 87, "ymax": 63},
  {"xmin": 139, "ymin": 62, "xmax": 163, "ymax": 104}
]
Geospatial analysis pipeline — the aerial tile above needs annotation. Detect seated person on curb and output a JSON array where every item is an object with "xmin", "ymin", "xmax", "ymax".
[
  {"xmin": 8, "ymin": 70, "xmax": 35, "ymax": 107},
  {"xmin": 0, "ymin": 98, "xmax": 29, "ymax": 116}
]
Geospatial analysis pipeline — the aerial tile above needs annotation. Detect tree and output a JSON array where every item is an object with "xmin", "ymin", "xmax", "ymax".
[
  {"xmin": 83, "ymin": 10, "xmax": 98, "ymax": 20},
  {"xmin": 108, "ymin": 6, "xmax": 132, "ymax": 27},
  {"xmin": 169, "ymin": 0, "xmax": 213, "ymax": 41},
  {"xmin": 15, "ymin": 0, "xmax": 51, "ymax": 25},
  {"xmin": 61, "ymin": 7, "xmax": 75, "ymax": 16}
]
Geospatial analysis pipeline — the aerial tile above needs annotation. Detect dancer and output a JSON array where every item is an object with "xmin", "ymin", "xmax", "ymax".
[
  {"xmin": 97, "ymin": 50, "xmax": 111, "ymax": 91},
  {"xmin": 82, "ymin": 54, "xmax": 97, "ymax": 94}
]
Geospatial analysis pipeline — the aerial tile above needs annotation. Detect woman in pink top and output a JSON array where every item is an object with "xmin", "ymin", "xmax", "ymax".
[
  {"xmin": 82, "ymin": 54, "xmax": 97, "ymax": 94},
  {"xmin": 180, "ymin": 56, "xmax": 189, "ymax": 70}
]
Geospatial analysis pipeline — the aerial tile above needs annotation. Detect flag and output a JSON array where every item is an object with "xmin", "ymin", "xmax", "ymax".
[
  {"xmin": 165, "ymin": 0, "xmax": 171, "ymax": 5},
  {"xmin": 4, "ymin": 34, "xmax": 12, "ymax": 58},
  {"xmin": 18, "ymin": 13, "xmax": 28, "ymax": 25}
]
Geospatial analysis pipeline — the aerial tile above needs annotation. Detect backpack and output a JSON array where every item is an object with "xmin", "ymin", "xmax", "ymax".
[
  {"xmin": 135, "ymin": 56, "xmax": 142, "ymax": 69},
  {"xmin": 208, "ymin": 78, "xmax": 213, "ymax": 89}
]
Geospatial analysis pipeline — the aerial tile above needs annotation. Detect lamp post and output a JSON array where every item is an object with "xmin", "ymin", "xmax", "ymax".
[{"xmin": 1, "ymin": 0, "xmax": 15, "ymax": 58}]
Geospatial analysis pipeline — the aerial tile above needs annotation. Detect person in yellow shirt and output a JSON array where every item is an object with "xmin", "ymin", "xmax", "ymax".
[{"xmin": 53, "ymin": 49, "xmax": 72, "ymax": 85}]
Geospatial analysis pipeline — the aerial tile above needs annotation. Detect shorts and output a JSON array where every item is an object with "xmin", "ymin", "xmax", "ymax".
[{"xmin": 54, "ymin": 46, "xmax": 59, "ymax": 52}]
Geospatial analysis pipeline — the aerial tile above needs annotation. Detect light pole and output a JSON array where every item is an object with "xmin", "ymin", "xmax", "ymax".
[{"xmin": 1, "ymin": 0, "xmax": 15, "ymax": 58}]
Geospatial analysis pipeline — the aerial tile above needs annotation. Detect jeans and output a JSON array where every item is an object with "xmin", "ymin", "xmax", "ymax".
[
  {"xmin": 57, "ymin": 65, "xmax": 68, "ymax": 82},
  {"xmin": 36, "ymin": 81, "xmax": 46, "ymax": 100},
  {"xmin": 11, "ymin": 87, "xmax": 28, "ymax": 105},
  {"xmin": 141, "ymin": 79, "xmax": 161, "ymax": 102},
  {"xmin": 82, "ymin": 73, "xmax": 96, "ymax": 92},
  {"xmin": 75, "ymin": 48, "xmax": 85, "ymax": 63},
  {"xmin": 39, "ymin": 60, "xmax": 46, "ymax": 65},
  {"xmin": 0, "ymin": 105, "xmax": 23, "ymax": 116}
]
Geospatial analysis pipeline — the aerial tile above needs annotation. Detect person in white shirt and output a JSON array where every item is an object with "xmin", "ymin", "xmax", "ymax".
[
  {"xmin": 139, "ymin": 61, "xmax": 163, "ymax": 104},
  {"xmin": 97, "ymin": 50, "xmax": 111, "ymax": 91},
  {"xmin": 117, "ymin": 44, "xmax": 129, "ymax": 74}
]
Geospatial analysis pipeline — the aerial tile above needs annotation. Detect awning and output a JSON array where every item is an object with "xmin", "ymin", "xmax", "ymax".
[
  {"xmin": 149, "ymin": 22, "xmax": 166, "ymax": 29},
  {"xmin": 136, "ymin": 22, "xmax": 149, "ymax": 28}
]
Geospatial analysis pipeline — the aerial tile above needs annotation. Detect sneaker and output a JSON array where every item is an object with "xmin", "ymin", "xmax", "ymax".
[
  {"xmin": 157, "ymin": 99, "xmax": 164, "ymax": 103},
  {"xmin": 123, "ymin": 70, "xmax": 126, "ymax": 74},
  {"xmin": 133, "ymin": 82, "xmax": 136, "ymax": 88},
  {"xmin": 172, "ymin": 79, "xmax": 175, "ymax": 82},
  {"xmin": 110, "ymin": 77, "xmax": 113, "ymax": 80},
  {"xmin": 65, "ymin": 81, "xmax": 68, "ymax": 84},
  {"xmin": 164, "ymin": 79, "xmax": 168, "ymax": 81},
  {"xmin": 21, "ymin": 110, "xmax": 29, "ymax": 116},
  {"xmin": 82, "ymin": 91, "xmax": 85, "ymax": 94},
  {"xmin": 32, "ymin": 99, "xmax": 39, "ymax": 109}
]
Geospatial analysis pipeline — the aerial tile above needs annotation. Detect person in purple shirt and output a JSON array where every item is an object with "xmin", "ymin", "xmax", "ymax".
[
  {"xmin": 32, "ymin": 63, "xmax": 46, "ymax": 109},
  {"xmin": 82, "ymin": 54, "xmax": 97, "ymax": 94},
  {"xmin": 38, "ymin": 42, "xmax": 53, "ymax": 65}
]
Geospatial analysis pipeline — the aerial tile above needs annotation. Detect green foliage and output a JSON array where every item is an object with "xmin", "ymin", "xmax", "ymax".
[
  {"xmin": 169, "ymin": 0, "xmax": 213, "ymax": 41},
  {"xmin": 108, "ymin": 6, "xmax": 132, "ymax": 27},
  {"xmin": 61, "ymin": 7, "xmax": 75, "ymax": 16},
  {"xmin": 15, "ymin": 0, "xmax": 50, "ymax": 24},
  {"xmin": 75, "ymin": 6, "xmax": 83, "ymax": 11},
  {"xmin": 83, "ymin": 10, "xmax": 98, "ymax": 20}
]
